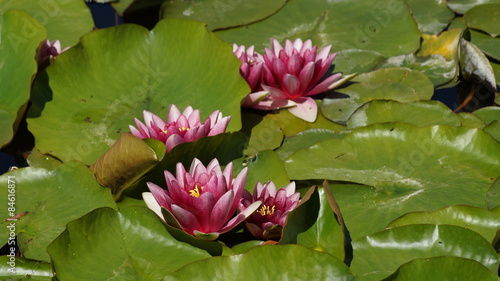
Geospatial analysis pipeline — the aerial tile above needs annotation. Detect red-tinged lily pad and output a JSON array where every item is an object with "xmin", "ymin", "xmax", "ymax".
[
  {"xmin": 0, "ymin": 162, "xmax": 117, "ymax": 262},
  {"xmin": 28, "ymin": 19, "xmax": 249, "ymax": 165},
  {"xmin": 0, "ymin": 11, "xmax": 46, "ymax": 148},
  {"xmin": 163, "ymin": 244, "xmax": 356, "ymax": 280},
  {"xmin": 47, "ymin": 206, "xmax": 211, "ymax": 280},
  {"xmin": 351, "ymin": 224, "xmax": 499, "ymax": 281}
]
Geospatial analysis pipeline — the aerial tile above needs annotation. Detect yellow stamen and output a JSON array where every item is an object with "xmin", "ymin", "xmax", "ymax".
[
  {"xmin": 189, "ymin": 185, "xmax": 204, "ymax": 198},
  {"xmin": 179, "ymin": 127, "xmax": 190, "ymax": 132},
  {"xmin": 257, "ymin": 204, "xmax": 276, "ymax": 216}
]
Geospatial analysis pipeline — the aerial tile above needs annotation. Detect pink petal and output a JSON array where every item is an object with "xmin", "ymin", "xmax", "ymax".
[
  {"xmin": 287, "ymin": 97, "xmax": 318, "ymax": 122},
  {"xmin": 242, "ymin": 91, "xmax": 269, "ymax": 107},
  {"xmin": 129, "ymin": 125, "xmax": 143, "ymax": 139},
  {"xmin": 171, "ymin": 204, "xmax": 202, "ymax": 234},
  {"xmin": 210, "ymin": 190, "xmax": 235, "ymax": 231},
  {"xmin": 271, "ymin": 39, "xmax": 283, "ymax": 57},
  {"xmin": 317, "ymin": 45, "xmax": 332, "ymax": 61},
  {"xmin": 147, "ymin": 182, "xmax": 170, "ymax": 208},
  {"xmin": 261, "ymin": 85, "xmax": 288, "ymax": 100},
  {"xmin": 249, "ymin": 98, "xmax": 297, "ymax": 111},
  {"xmin": 282, "ymin": 74, "xmax": 301, "ymax": 97},
  {"xmin": 187, "ymin": 109, "xmax": 201, "ymax": 127},
  {"xmin": 298, "ymin": 61, "xmax": 315, "ymax": 92},
  {"xmin": 305, "ymin": 73, "xmax": 342, "ymax": 97},
  {"xmin": 165, "ymin": 134, "xmax": 184, "ymax": 152},
  {"xmin": 219, "ymin": 200, "xmax": 262, "ymax": 233},
  {"xmin": 283, "ymin": 182, "xmax": 297, "ymax": 196},
  {"xmin": 167, "ymin": 104, "xmax": 182, "ymax": 123},
  {"xmin": 208, "ymin": 116, "xmax": 230, "ymax": 136}
]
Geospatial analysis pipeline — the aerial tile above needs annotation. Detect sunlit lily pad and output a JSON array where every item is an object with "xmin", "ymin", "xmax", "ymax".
[
  {"xmin": 322, "ymin": 68, "xmax": 434, "ymax": 122},
  {"xmin": 458, "ymin": 112, "xmax": 486, "ymax": 128},
  {"xmin": 0, "ymin": 1, "xmax": 94, "ymax": 47},
  {"xmin": 387, "ymin": 205, "xmax": 500, "ymax": 243},
  {"xmin": 0, "ymin": 162, "xmax": 116, "ymax": 262},
  {"xmin": 216, "ymin": 0, "xmax": 421, "ymax": 57},
  {"xmin": 285, "ymin": 123, "xmax": 500, "ymax": 238},
  {"xmin": 473, "ymin": 106, "xmax": 500, "ymax": 125},
  {"xmin": 465, "ymin": 3, "xmax": 500, "ymax": 37},
  {"xmin": 376, "ymin": 54, "xmax": 458, "ymax": 87},
  {"xmin": 48, "ymin": 206, "xmax": 211, "ymax": 280},
  {"xmin": 28, "ymin": 19, "xmax": 249, "ymax": 165},
  {"xmin": 0, "ymin": 11, "xmax": 46, "ymax": 148},
  {"xmin": 161, "ymin": 0, "xmax": 287, "ymax": 30},
  {"xmin": 333, "ymin": 49, "xmax": 385, "ymax": 75},
  {"xmin": 405, "ymin": 0, "xmax": 455, "ymax": 34},
  {"xmin": 447, "ymin": 0, "xmax": 500, "ymax": 14},
  {"xmin": 347, "ymin": 100, "xmax": 461, "ymax": 129},
  {"xmin": 418, "ymin": 29, "xmax": 462, "ymax": 61},
  {"xmin": 240, "ymin": 112, "xmax": 283, "ymax": 155},
  {"xmin": 382, "ymin": 256, "xmax": 500, "ymax": 281},
  {"xmin": 163, "ymin": 244, "xmax": 356, "ymax": 280},
  {"xmin": 266, "ymin": 107, "xmax": 345, "ymax": 137},
  {"xmin": 351, "ymin": 224, "xmax": 499, "ymax": 280},
  {"xmin": 0, "ymin": 256, "xmax": 52, "ymax": 280}
]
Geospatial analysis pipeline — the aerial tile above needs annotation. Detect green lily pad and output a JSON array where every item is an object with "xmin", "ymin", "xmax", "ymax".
[
  {"xmin": 333, "ymin": 49, "xmax": 385, "ymax": 75},
  {"xmin": 351, "ymin": 224, "xmax": 499, "ymax": 281},
  {"xmin": 286, "ymin": 123, "xmax": 500, "ymax": 190},
  {"xmin": 0, "ymin": 1, "xmax": 93, "ymax": 47},
  {"xmin": 322, "ymin": 68, "xmax": 434, "ymax": 122},
  {"xmin": 0, "ymin": 11, "xmax": 46, "ymax": 148},
  {"xmin": 275, "ymin": 129, "xmax": 345, "ymax": 161},
  {"xmin": 470, "ymin": 29, "xmax": 500, "ymax": 61},
  {"xmin": 163, "ymin": 244, "xmax": 356, "ymax": 280},
  {"xmin": 240, "ymin": 112, "xmax": 283, "ymax": 156},
  {"xmin": 240, "ymin": 150, "xmax": 290, "ymax": 193},
  {"xmin": 47, "ymin": 206, "xmax": 211, "ymax": 280},
  {"xmin": 347, "ymin": 100, "xmax": 461, "ymax": 129},
  {"xmin": 465, "ymin": 4, "xmax": 500, "ymax": 37},
  {"xmin": 26, "ymin": 148, "xmax": 62, "ymax": 170},
  {"xmin": 382, "ymin": 256, "xmax": 500, "ymax": 281},
  {"xmin": 484, "ymin": 120, "xmax": 500, "ymax": 142},
  {"xmin": 405, "ymin": 0, "xmax": 455, "ymax": 34},
  {"xmin": 376, "ymin": 53, "xmax": 458, "ymax": 87},
  {"xmin": 0, "ymin": 162, "xmax": 117, "ymax": 262},
  {"xmin": 447, "ymin": 0, "xmax": 500, "ymax": 14},
  {"xmin": 266, "ymin": 107, "xmax": 345, "ymax": 137},
  {"xmin": 492, "ymin": 61, "xmax": 500, "ymax": 84},
  {"xmin": 161, "ymin": 0, "xmax": 287, "ymax": 31},
  {"xmin": 458, "ymin": 112, "xmax": 486, "ymax": 128},
  {"xmin": 295, "ymin": 185, "xmax": 345, "ymax": 261},
  {"xmin": 387, "ymin": 205, "xmax": 500, "ymax": 243},
  {"xmin": 0, "ymin": 256, "xmax": 52, "ymax": 280},
  {"xmin": 486, "ymin": 177, "xmax": 500, "ymax": 209},
  {"xmin": 28, "ymin": 19, "xmax": 249, "ymax": 165},
  {"xmin": 474, "ymin": 106, "xmax": 500, "ymax": 125},
  {"xmin": 216, "ymin": 0, "xmax": 421, "ymax": 57},
  {"xmin": 285, "ymin": 123, "xmax": 500, "ymax": 239}
]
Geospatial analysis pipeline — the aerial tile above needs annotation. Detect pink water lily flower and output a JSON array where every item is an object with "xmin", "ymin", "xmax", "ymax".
[
  {"xmin": 235, "ymin": 39, "xmax": 344, "ymax": 123},
  {"xmin": 36, "ymin": 39, "xmax": 70, "ymax": 65},
  {"xmin": 239, "ymin": 181, "xmax": 300, "ymax": 241},
  {"xmin": 129, "ymin": 104, "xmax": 230, "ymax": 153},
  {"xmin": 233, "ymin": 44, "xmax": 265, "ymax": 93},
  {"xmin": 143, "ymin": 158, "xmax": 261, "ymax": 240}
]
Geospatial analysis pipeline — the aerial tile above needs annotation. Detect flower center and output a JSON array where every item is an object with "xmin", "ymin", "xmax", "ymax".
[
  {"xmin": 178, "ymin": 127, "xmax": 190, "ymax": 132},
  {"xmin": 257, "ymin": 204, "xmax": 276, "ymax": 216},
  {"xmin": 189, "ymin": 185, "xmax": 204, "ymax": 198}
]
